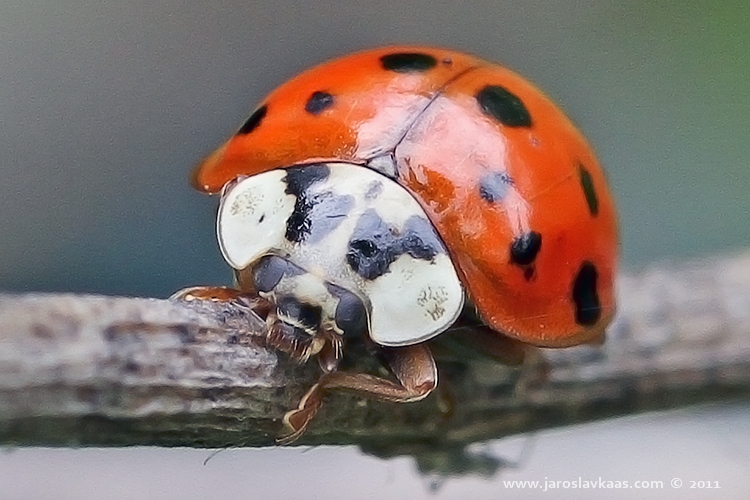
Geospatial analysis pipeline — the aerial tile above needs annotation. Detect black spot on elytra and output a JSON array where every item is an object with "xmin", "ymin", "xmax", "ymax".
[
  {"xmin": 476, "ymin": 85, "xmax": 532, "ymax": 127},
  {"xmin": 572, "ymin": 261, "xmax": 601, "ymax": 326},
  {"xmin": 380, "ymin": 52, "xmax": 437, "ymax": 73},
  {"xmin": 510, "ymin": 231, "xmax": 542, "ymax": 266},
  {"xmin": 327, "ymin": 283, "xmax": 368, "ymax": 338},
  {"xmin": 479, "ymin": 172, "xmax": 514, "ymax": 203},
  {"xmin": 346, "ymin": 210, "xmax": 444, "ymax": 280},
  {"xmin": 579, "ymin": 165, "xmax": 599, "ymax": 216},
  {"xmin": 237, "ymin": 105, "xmax": 267, "ymax": 135},
  {"xmin": 285, "ymin": 164, "xmax": 353, "ymax": 243},
  {"xmin": 305, "ymin": 91, "xmax": 334, "ymax": 115}
]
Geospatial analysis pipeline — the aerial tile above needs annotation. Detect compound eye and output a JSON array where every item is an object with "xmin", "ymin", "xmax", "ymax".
[{"xmin": 328, "ymin": 284, "xmax": 368, "ymax": 338}]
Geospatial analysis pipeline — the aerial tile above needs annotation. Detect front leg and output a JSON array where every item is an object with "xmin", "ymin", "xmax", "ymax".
[
  {"xmin": 171, "ymin": 285, "xmax": 269, "ymax": 311},
  {"xmin": 173, "ymin": 285, "xmax": 343, "ymax": 374},
  {"xmin": 278, "ymin": 343, "xmax": 437, "ymax": 444}
]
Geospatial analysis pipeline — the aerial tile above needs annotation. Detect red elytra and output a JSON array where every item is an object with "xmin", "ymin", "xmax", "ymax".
[{"xmin": 192, "ymin": 45, "xmax": 618, "ymax": 349}]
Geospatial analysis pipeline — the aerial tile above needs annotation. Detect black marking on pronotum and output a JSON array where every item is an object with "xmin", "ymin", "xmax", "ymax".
[
  {"xmin": 572, "ymin": 261, "xmax": 601, "ymax": 326},
  {"xmin": 380, "ymin": 52, "xmax": 438, "ymax": 73},
  {"xmin": 305, "ymin": 91, "xmax": 334, "ymax": 115},
  {"xmin": 284, "ymin": 164, "xmax": 331, "ymax": 196},
  {"xmin": 401, "ymin": 216, "xmax": 443, "ymax": 261},
  {"xmin": 510, "ymin": 231, "xmax": 542, "ymax": 266},
  {"xmin": 308, "ymin": 191, "xmax": 355, "ymax": 243},
  {"xmin": 346, "ymin": 210, "xmax": 400, "ymax": 280},
  {"xmin": 346, "ymin": 210, "xmax": 444, "ymax": 280},
  {"xmin": 579, "ymin": 165, "xmax": 599, "ymax": 216},
  {"xmin": 284, "ymin": 164, "xmax": 342, "ymax": 243},
  {"xmin": 237, "ymin": 105, "xmax": 267, "ymax": 135},
  {"xmin": 479, "ymin": 172, "xmax": 514, "ymax": 203},
  {"xmin": 285, "ymin": 192, "xmax": 353, "ymax": 243},
  {"xmin": 476, "ymin": 85, "xmax": 532, "ymax": 127},
  {"xmin": 364, "ymin": 180, "xmax": 384, "ymax": 200}
]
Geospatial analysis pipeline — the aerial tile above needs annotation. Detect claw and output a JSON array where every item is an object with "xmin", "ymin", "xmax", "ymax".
[{"xmin": 277, "ymin": 383, "xmax": 323, "ymax": 445}]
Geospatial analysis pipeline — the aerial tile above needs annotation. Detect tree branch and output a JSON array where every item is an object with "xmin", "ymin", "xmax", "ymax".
[{"xmin": 1, "ymin": 252, "xmax": 749, "ymax": 469}]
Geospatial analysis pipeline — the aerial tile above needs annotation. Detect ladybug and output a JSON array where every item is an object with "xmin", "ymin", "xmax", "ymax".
[{"xmin": 181, "ymin": 46, "xmax": 619, "ymax": 442}]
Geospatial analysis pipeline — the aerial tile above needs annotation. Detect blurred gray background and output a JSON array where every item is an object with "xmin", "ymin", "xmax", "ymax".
[
  {"xmin": 1, "ymin": 0, "xmax": 749, "ymax": 296},
  {"xmin": 1, "ymin": 0, "xmax": 748, "ymax": 498}
]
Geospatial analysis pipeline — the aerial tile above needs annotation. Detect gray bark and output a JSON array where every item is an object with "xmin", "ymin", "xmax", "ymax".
[{"xmin": 1, "ymin": 252, "xmax": 749, "ymax": 473}]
